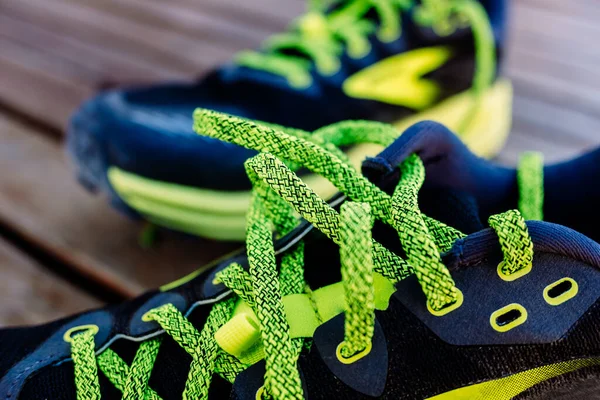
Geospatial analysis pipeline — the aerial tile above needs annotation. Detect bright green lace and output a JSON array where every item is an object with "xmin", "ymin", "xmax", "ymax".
[
  {"xmin": 236, "ymin": 0, "xmax": 495, "ymax": 98},
  {"xmin": 67, "ymin": 110, "xmax": 534, "ymax": 400},
  {"xmin": 517, "ymin": 151, "xmax": 544, "ymax": 221}
]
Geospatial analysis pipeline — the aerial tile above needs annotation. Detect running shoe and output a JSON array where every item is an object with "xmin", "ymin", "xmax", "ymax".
[
  {"xmin": 7, "ymin": 113, "xmax": 600, "ymax": 399},
  {"xmin": 67, "ymin": 0, "xmax": 513, "ymax": 241}
]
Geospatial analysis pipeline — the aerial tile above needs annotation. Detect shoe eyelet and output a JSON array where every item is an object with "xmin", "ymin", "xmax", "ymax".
[
  {"xmin": 63, "ymin": 324, "xmax": 99, "ymax": 343},
  {"xmin": 348, "ymin": 44, "xmax": 372, "ymax": 60},
  {"xmin": 335, "ymin": 341, "xmax": 372, "ymax": 365},
  {"xmin": 255, "ymin": 386, "xmax": 265, "ymax": 400},
  {"xmin": 377, "ymin": 30, "xmax": 399, "ymax": 44},
  {"xmin": 544, "ymin": 277, "xmax": 578, "ymax": 306},
  {"xmin": 497, "ymin": 261, "xmax": 532, "ymax": 282},
  {"xmin": 141, "ymin": 310, "xmax": 156, "ymax": 322},
  {"xmin": 288, "ymin": 74, "xmax": 313, "ymax": 89},
  {"xmin": 490, "ymin": 303, "xmax": 528, "ymax": 332},
  {"xmin": 427, "ymin": 287, "xmax": 463, "ymax": 317},
  {"xmin": 317, "ymin": 59, "xmax": 341, "ymax": 77}
]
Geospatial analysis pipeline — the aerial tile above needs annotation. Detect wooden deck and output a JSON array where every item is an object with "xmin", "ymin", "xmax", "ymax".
[{"xmin": 0, "ymin": 0, "xmax": 599, "ymax": 326}]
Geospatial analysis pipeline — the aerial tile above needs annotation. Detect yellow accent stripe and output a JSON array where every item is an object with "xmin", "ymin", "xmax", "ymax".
[
  {"xmin": 109, "ymin": 79, "xmax": 512, "ymax": 241},
  {"xmin": 427, "ymin": 358, "xmax": 600, "ymax": 400},
  {"xmin": 342, "ymin": 46, "xmax": 453, "ymax": 110}
]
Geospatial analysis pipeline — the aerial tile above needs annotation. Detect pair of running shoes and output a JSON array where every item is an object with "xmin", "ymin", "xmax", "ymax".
[{"xmin": 3, "ymin": 0, "xmax": 600, "ymax": 399}]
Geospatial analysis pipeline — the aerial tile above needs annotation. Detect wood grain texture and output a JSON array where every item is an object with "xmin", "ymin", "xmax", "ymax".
[
  {"xmin": 0, "ymin": 0, "xmax": 301, "ymax": 131},
  {"xmin": 497, "ymin": 0, "xmax": 600, "ymax": 164},
  {"xmin": 0, "ymin": 238, "xmax": 100, "ymax": 327},
  {"xmin": 0, "ymin": 0, "xmax": 598, "ymax": 316},
  {"xmin": 0, "ymin": 114, "xmax": 239, "ymax": 297}
]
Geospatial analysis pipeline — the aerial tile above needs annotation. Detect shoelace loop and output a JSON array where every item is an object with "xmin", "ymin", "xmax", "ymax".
[
  {"xmin": 235, "ymin": 0, "xmax": 493, "ymax": 97},
  {"xmin": 67, "ymin": 111, "xmax": 534, "ymax": 400}
]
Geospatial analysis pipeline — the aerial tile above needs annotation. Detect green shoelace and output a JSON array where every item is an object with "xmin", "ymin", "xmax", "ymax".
[
  {"xmin": 236, "ymin": 0, "xmax": 495, "ymax": 98},
  {"xmin": 67, "ymin": 110, "xmax": 535, "ymax": 400},
  {"xmin": 518, "ymin": 151, "xmax": 544, "ymax": 221}
]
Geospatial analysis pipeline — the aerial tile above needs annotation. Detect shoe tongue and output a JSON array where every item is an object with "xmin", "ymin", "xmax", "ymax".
[{"xmin": 361, "ymin": 124, "xmax": 486, "ymax": 235}]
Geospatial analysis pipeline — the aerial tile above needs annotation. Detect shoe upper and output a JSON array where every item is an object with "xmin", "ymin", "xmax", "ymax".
[
  {"xmin": 68, "ymin": 0, "xmax": 508, "ymax": 192},
  {"xmin": 6, "ymin": 116, "xmax": 600, "ymax": 399}
]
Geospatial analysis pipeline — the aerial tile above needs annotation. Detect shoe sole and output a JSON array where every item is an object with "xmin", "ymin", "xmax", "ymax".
[{"xmin": 69, "ymin": 79, "xmax": 513, "ymax": 241}]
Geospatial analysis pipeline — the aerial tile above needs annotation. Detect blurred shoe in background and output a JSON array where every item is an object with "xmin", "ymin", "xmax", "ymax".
[
  {"xmin": 67, "ymin": 0, "xmax": 512, "ymax": 241},
  {"xmin": 9, "ymin": 112, "xmax": 600, "ymax": 399}
]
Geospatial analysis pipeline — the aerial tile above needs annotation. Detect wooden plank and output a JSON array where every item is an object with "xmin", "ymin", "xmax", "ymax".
[
  {"xmin": 497, "ymin": 116, "xmax": 596, "ymax": 166},
  {"xmin": 508, "ymin": 29, "xmax": 600, "ymax": 81},
  {"xmin": 180, "ymin": 0, "xmax": 304, "ymax": 30},
  {"xmin": 509, "ymin": 2, "xmax": 600, "ymax": 49},
  {"xmin": 0, "ymin": 238, "xmax": 100, "ymax": 327},
  {"xmin": 0, "ymin": 113, "xmax": 239, "ymax": 298},
  {"xmin": 0, "ymin": 0, "xmax": 599, "ymax": 303},
  {"xmin": 510, "ymin": 94, "xmax": 600, "ymax": 146},
  {"xmin": 507, "ymin": 69, "xmax": 600, "ymax": 120},
  {"xmin": 1, "ymin": 0, "xmax": 232, "ymax": 77},
  {"xmin": 503, "ymin": 2, "xmax": 600, "ymax": 130},
  {"xmin": 0, "ymin": 14, "xmax": 180, "ymax": 85},
  {"xmin": 61, "ymin": 0, "xmax": 273, "ymax": 49},
  {"xmin": 0, "ymin": 37, "xmax": 93, "ymax": 130},
  {"xmin": 520, "ymin": 0, "xmax": 600, "ymax": 25},
  {"xmin": 506, "ymin": 48, "xmax": 600, "ymax": 94},
  {"xmin": 0, "ymin": 0, "xmax": 300, "ymax": 131},
  {"xmin": 497, "ymin": 1, "xmax": 600, "ymax": 164}
]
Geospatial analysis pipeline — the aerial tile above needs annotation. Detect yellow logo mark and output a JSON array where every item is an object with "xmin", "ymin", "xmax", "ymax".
[
  {"xmin": 426, "ymin": 357, "xmax": 600, "ymax": 400},
  {"xmin": 342, "ymin": 46, "xmax": 453, "ymax": 110}
]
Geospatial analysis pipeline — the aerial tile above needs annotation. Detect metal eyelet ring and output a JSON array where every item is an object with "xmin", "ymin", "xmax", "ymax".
[
  {"xmin": 427, "ymin": 287, "xmax": 464, "ymax": 317},
  {"xmin": 335, "ymin": 341, "xmax": 372, "ymax": 365},
  {"xmin": 63, "ymin": 324, "xmax": 99, "ymax": 344},
  {"xmin": 497, "ymin": 261, "xmax": 532, "ymax": 282}
]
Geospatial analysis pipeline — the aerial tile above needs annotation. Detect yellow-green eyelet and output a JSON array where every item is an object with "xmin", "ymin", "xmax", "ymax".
[
  {"xmin": 377, "ymin": 29, "xmax": 400, "ymax": 44},
  {"xmin": 141, "ymin": 310, "xmax": 155, "ymax": 322},
  {"xmin": 255, "ymin": 386, "xmax": 265, "ymax": 400},
  {"xmin": 317, "ymin": 59, "xmax": 341, "ymax": 77},
  {"xmin": 63, "ymin": 324, "xmax": 99, "ymax": 344},
  {"xmin": 490, "ymin": 303, "xmax": 528, "ymax": 332},
  {"xmin": 427, "ymin": 287, "xmax": 463, "ymax": 317},
  {"xmin": 288, "ymin": 74, "xmax": 313, "ymax": 89},
  {"xmin": 497, "ymin": 261, "xmax": 532, "ymax": 282},
  {"xmin": 349, "ymin": 44, "xmax": 372, "ymax": 60},
  {"xmin": 432, "ymin": 24, "xmax": 456, "ymax": 37},
  {"xmin": 544, "ymin": 277, "xmax": 578, "ymax": 306},
  {"xmin": 335, "ymin": 341, "xmax": 372, "ymax": 365}
]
